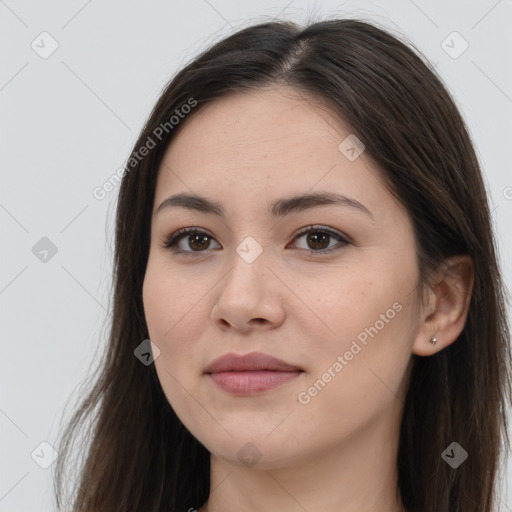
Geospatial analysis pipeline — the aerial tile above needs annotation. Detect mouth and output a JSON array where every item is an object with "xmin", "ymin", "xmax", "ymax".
[{"xmin": 204, "ymin": 352, "xmax": 304, "ymax": 396}]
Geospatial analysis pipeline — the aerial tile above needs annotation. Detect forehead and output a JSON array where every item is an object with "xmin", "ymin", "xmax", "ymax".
[
  {"xmin": 154, "ymin": 86, "xmax": 397, "ymax": 222},
  {"xmin": 162, "ymin": 86, "xmax": 349, "ymax": 168}
]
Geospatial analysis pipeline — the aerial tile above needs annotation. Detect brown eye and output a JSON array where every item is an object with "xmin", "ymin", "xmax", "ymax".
[
  {"xmin": 187, "ymin": 233, "xmax": 211, "ymax": 251},
  {"xmin": 305, "ymin": 232, "xmax": 330, "ymax": 250},
  {"xmin": 291, "ymin": 226, "xmax": 349, "ymax": 253},
  {"xmin": 163, "ymin": 225, "xmax": 350, "ymax": 255},
  {"xmin": 163, "ymin": 228, "xmax": 221, "ymax": 253}
]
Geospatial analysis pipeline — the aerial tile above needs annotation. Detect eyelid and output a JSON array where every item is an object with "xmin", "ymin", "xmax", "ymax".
[
  {"xmin": 292, "ymin": 224, "xmax": 350, "ymax": 242},
  {"xmin": 162, "ymin": 226, "xmax": 219, "ymax": 253},
  {"xmin": 162, "ymin": 225, "xmax": 351, "ymax": 254},
  {"xmin": 288, "ymin": 225, "xmax": 351, "ymax": 253}
]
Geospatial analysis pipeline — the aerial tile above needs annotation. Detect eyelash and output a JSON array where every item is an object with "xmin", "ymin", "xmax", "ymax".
[{"xmin": 162, "ymin": 225, "xmax": 351, "ymax": 256}]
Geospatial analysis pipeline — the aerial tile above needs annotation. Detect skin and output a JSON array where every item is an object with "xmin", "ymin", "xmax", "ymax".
[{"xmin": 142, "ymin": 86, "xmax": 474, "ymax": 512}]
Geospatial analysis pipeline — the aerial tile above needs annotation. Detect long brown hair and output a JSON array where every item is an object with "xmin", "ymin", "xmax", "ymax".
[{"xmin": 54, "ymin": 18, "xmax": 512, "ymax": 512}]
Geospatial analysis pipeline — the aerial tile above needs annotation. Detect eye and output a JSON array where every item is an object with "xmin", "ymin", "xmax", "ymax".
[
  {"xmin": 163, "ymin": 227, "xmax": 220, "ymax": 253},
  {"xmin": 162, "ymin": 225, "xmax": 350, "ymax": 255},
  {"xmin": 288, "ymin": 225, "xmax": 350, "ymax": 253}
]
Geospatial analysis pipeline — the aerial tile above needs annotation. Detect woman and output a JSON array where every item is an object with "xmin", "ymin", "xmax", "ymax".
[{"xmin": 54, "ymin": 18, "xmax": 512, "ymax": 512}]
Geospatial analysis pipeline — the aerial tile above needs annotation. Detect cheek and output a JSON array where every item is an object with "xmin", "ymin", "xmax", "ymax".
[
  {"xmin": 142, "ymin": 260, "xmax": 207, "ymax": 405},
  {"xmin": 143, "ymin": 255, "xmax": 207, "ymax": 342},
  {"xmin": 143, "ymin": 262, "xmax": 209, "ymax": 425},
  {"xmin": 293, "ymin": 295, "xmax": 415, "ymax": 447},
  {"xmin": 302, "ymin": 255, "xmax": 418, "ymax": 397}
]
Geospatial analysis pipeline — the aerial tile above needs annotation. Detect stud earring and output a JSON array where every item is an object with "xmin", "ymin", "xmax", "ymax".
[{"xmin": 429, "ymin": 335, "xmax": 437, "ymax": 346}]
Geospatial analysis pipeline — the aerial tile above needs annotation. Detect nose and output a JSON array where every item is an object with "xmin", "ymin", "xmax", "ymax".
[{"xmin": 211, "ymin": 250, "xmax": 286, "ymax": 333}]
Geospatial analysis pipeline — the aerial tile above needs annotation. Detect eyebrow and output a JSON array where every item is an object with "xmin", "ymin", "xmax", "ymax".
[{"xmin": 155, "ymin": 191, "xmax": 373, "ymax": 219}]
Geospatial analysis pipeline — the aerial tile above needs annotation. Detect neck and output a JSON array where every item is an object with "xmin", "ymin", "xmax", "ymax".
[{"xmin": 198, "ymin": 407, "xmax": 407, "ymax": 512}]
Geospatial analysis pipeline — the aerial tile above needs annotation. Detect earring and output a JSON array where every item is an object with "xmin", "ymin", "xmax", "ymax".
[{"xmin": 429, "ymin": 335, "xmax": 437, "ymax": 346}]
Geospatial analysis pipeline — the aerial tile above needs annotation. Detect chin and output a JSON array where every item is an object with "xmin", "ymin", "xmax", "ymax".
[{"xmin": 189, "ymin": 426, "xmax": 309, "ymax": 471}]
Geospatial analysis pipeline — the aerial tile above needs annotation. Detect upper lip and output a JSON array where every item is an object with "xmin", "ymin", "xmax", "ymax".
[{"xmin": 204, "ymin": 352, "xmax": 302, "ymax": 373}]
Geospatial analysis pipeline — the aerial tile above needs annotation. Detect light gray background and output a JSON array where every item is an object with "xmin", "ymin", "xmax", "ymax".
[{"xmin": 1, "ymin": 1, "xmax": 511, "ymax": 510}]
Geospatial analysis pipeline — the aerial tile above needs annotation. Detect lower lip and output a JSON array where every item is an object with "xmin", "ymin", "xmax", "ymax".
[{"xmin": 208, "ymin": 370, "xmax": 302, "ymax": 395}]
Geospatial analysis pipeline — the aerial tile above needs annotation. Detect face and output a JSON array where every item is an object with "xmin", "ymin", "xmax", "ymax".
[{"xmin": 142, "ymin": 86, "xmax": 421, "ymax": 469}]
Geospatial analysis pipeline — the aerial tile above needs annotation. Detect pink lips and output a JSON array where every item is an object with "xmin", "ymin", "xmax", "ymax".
[{"xmin": 204, "ymin": 352, "xmax": 303, "ymax": 395}]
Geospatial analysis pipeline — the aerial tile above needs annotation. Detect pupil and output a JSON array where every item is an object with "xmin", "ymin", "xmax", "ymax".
[
  {"xmin": 190, "ymin": 234, "xmax": 209, "ymax": 251},
  {"xmin": 308, "ymin": 232, "xmax": 329, "ymax": 250},
  {"xmin": 186, "ymin": 232, "xmax": 330, "ymax": 251}
]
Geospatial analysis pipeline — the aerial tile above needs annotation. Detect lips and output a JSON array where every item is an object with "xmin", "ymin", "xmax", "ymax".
[
  {"xmin": 204, "ymin": 352, "xmax": 304, "ymax": 395},
  {"xmin": 204, "ymin": 352, "xmax": 302, "ymax": 373}
]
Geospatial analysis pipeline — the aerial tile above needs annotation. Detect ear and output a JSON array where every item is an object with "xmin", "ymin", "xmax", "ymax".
[{"xmin": 412, "ymin": 254, "xmax": 474, "ymax": 356}]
